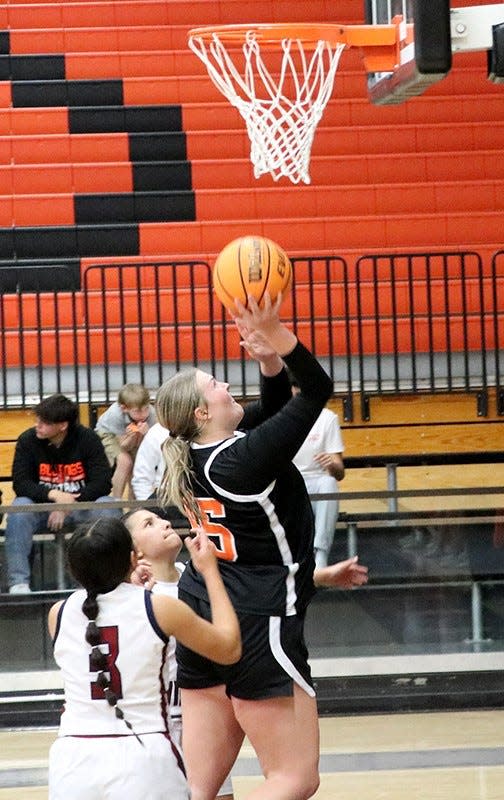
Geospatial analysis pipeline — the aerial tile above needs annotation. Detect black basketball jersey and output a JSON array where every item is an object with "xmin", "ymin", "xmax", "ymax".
[{"xmin": 178, "ymin": 341, "xmax": 333, "ymax": 616}]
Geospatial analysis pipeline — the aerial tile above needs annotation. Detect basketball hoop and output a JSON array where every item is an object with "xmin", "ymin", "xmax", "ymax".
[{"xmin": 188, "ymin": 22, "xmax": 401, "ymax": 184}]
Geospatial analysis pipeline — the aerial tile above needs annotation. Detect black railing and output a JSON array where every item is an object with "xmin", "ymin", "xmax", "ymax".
[
  {"xmin": 0, "ymin": 264, "xmax": 81, "ymax": 407},
  {"xmin": 0, "ymin": 250, "xmax": 502, "ymax": 420},
  {"xmin": 355, "ymin": 251, "xmax": 491, "ymax": 419}
]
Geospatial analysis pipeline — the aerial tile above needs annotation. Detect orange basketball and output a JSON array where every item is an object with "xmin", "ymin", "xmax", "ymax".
[{"xmin": 212, "ymin": 235, "xmax": 292, "ymax": 312}]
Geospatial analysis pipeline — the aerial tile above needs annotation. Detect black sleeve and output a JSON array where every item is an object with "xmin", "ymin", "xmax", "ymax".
[
  {"xmin": 77, "ymin": 429, "xmax": 113, "ymax": 501},
  {"xmin": 12, "ymin": 431, "xmax": 50, "ymax": 502},
  {"xmin": 240, "ymin": 367, "xmax": 292, "ymax": 430},
  {"xmin": 210, "ymin": 342, "xmax": 333, "ymax": 491}
]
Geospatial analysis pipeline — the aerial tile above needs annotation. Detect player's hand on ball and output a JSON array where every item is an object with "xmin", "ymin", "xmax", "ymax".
[
  {"xmin": 233, "ymin": 292, "xmax": 282, "ymax": 331},
  {"xmin": 235, "ymin": 320, "xmax": 277, "ymax": 361}
]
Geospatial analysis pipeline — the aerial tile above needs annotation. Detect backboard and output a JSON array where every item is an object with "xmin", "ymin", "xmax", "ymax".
[{"xmin": 364, "ymin": 0, "xmax": 452, "ymax": 104}]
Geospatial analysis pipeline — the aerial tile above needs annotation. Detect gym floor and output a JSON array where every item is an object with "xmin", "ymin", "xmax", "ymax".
[{"xmin": 2, "ymin": 708, "xmax": 504, "ymax": 799}]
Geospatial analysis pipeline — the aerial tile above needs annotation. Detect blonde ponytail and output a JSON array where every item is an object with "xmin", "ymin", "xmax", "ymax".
[{"xmin": 155, "ymin": 369, "xmax": 205, "ymax": 525}]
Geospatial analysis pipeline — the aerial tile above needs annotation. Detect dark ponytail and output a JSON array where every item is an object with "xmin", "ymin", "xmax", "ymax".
[
  {"xmin": 82, "ymin": 589, "xmax": 144, "ymax": 746},
  {"xmin": 67, "ymin": 518, "xmax": 144, "ymax": 745}
]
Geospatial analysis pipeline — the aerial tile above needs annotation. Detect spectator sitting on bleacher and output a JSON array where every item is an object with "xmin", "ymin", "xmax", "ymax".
[
  {"xmin": 95, "ymin": 383, "xmax": 157, "ymax": 499},
  {"xmin": 5, "ymin": 394, "xmax": 119, "ymax": 595}
]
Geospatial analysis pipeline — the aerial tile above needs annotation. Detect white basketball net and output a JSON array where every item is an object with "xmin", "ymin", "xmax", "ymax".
[{"xmin": 188, "ymin": 32, "xmax": 346, "ymax": 185}]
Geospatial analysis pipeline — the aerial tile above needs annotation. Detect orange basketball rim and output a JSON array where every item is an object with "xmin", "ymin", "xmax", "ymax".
[{"xmin": 188, "ymin": 22, "xmax": 405, "ymax": 74}]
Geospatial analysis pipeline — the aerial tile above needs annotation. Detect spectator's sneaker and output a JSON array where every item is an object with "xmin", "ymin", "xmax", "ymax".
[{"xmin": 9, "ymin": 583, "xmax": 31, "ymax": 594}]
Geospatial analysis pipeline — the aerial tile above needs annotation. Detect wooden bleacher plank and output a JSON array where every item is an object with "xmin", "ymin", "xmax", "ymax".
[
  {"xmin": 342, "ymin": 422, "xmax": 504, "ymax": 458},
  {"xmin": 0, "ymin": 410, "xmax": 33, "ymax": 439},
  {"xmin": 331, "ymin": 390, "xmax": 503, "ymax": 426}
]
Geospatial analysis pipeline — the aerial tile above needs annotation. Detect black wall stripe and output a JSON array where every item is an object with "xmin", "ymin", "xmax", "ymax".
[
  {"xmin": 12, "ymin": 79, "xmax": 124, "ymax": 108},
  {"xmin": 68, "ymin": 104, "xmax": 183, "ymax": 134},
  {"xmin": 0, "ymin": 260, "xmax": 81, "ymax": 292},
  {"xmin": 74, "ymin": 191, "xmax": 195, "ymax": 224},
  {"xmin": 132, "ymin": 162, "xmax": 192, "ymax": 191},
  {"xmin": 0, "ymin": 54, "xmax": 65, "ymax": 81},
  {"xmin": 129, "ymin": 132, "xmax": 187, "ymax": 162},
  {"xmin": 0, "ymin": 31, "xmax": 9, "ymax": 55},
  {"xmin": 0, "ymin": 225, "xmax": 139, "ymax": 259}
]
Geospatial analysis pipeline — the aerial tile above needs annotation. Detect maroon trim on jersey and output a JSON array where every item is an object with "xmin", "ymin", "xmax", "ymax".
[
  {"xmin": 158, "ymin": 640, "xmax": 170, "ymax": 731},
  {"xmin": 162, "ymin": 730, "xmax": 187, "ymax": 776},
  {"xmin": 52, "ymin": 598, "xmax": 69, "ymax": 643},
  {"xmin": 144, "ymin": 589, "xmax": 170, "ymax": 643}
]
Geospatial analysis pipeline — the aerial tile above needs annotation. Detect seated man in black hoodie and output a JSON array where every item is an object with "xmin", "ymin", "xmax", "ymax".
[{"xmin": 5, "ymin": 394, "xmax": 119, "ymax": 594}]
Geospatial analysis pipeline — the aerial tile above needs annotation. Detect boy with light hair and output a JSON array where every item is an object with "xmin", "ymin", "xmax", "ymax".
[{"xmin": 95, "ymin": 383, "xmax": 156, "ymax": 498}]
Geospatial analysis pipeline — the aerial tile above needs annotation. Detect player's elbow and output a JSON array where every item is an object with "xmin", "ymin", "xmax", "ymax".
[{"xmin": 214, "ymin": 633, "xmax": 242, "ymax": 665}]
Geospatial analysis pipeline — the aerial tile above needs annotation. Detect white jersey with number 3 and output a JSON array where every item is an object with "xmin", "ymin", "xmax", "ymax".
[{"xmin": 53, "ymin": 582, "xmax": 171, "ymax": 736}]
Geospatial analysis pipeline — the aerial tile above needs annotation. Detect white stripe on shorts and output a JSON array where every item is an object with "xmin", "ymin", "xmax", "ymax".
[{"xmin": 269, "ymin": 616, "xmax": 315, "ymax": 698}]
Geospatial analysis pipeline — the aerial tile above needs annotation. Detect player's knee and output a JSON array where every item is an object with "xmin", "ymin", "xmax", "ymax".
[
  {"xmin": 274, "ymin": 765, "xmax": 320, "ymax": 799},
  {"xmin": 302, "ymin": 766, "xmax": 320, "ymax": 798}
]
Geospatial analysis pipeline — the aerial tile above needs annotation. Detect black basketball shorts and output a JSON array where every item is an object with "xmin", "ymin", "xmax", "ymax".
[{"xmin": 176, "ymin": 590, "xmax": 315, "ymax": 700}]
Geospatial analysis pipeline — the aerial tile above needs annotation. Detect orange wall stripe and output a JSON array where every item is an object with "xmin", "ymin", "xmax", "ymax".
[
  {"xmin": 0, "ymin": 82, "xmax": 12, "ymax": 108},
  {"xmin": 12, "ymin": 193, "xmax": 75, "ymax": 226}
]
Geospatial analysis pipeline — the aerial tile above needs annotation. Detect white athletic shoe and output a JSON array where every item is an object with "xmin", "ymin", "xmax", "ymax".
[{"xmin": 9, "ymin": 583, "xmax": 31, "ymax": 594}]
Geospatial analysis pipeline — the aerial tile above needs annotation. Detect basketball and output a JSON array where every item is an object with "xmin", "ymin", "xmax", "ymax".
[{"xmin": 212, "ymin": 235, "xmax": 292, "ymax": 312}]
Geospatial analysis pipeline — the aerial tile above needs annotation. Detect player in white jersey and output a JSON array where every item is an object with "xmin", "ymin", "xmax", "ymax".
[
  {"xmin": 124, "ymin": 507, "xmax": 235, "ymax": 800},
  {"xmin": 48, "ymin": 516, "xmax": 240, "ymax": 800}
]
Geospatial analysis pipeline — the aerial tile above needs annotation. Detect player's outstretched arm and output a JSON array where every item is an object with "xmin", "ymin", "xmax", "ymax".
[
  {"xmin": 151, "ymin": 530, "xmax": 241, "ymax": 665},
  {"xmin": 314, "ymin": 556, "xmax": 369, "ymax": 590}
]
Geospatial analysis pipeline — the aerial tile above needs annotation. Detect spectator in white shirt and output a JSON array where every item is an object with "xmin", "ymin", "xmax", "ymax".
[
  {"xmin": 131, "ymin": 422, "xmax": 168, "ymax": 501},
  {"xmin": 291, "ymin": 380, "xmax": 345, "ymax": 568}
]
